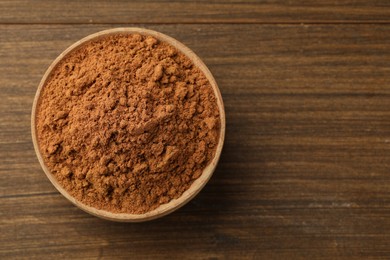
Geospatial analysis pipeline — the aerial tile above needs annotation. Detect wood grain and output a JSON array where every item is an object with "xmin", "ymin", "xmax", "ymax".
[
  {"xmin": 1, "ymin": 1, "xmax": 390, "ymax": 24},
  {"xmin": 1, "ymin": 24, "xmax": 390, "ymax": 258}
]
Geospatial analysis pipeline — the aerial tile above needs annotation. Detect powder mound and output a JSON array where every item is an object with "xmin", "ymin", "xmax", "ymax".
[{"xmin": 36, "ymin": 33, "xmax": 220, "ymax": 214}]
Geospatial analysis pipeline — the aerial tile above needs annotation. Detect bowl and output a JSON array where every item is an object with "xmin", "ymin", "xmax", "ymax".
[{"xmin": 31, "ymin": 28, "xmax": 225, "ymax": 222}]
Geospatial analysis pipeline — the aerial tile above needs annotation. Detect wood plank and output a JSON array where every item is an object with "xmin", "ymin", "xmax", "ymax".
[
  {"xmin": 2, "ymin": 24, "xmax": 390, "ymax": 258},
  {"xmin": 1, "ymin": 1, "xmax": 390, "ymax": 24}
]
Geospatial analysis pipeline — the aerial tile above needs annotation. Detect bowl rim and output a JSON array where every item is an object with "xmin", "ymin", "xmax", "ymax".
[{"xmin": 31, "ymin": 27, "xmax": 226, "ymax": 222}]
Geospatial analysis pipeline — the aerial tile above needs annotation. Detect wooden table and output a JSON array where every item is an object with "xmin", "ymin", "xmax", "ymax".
[{"xmin": 1, "ymin": 1, "xmax": 390, "ymax": 259}]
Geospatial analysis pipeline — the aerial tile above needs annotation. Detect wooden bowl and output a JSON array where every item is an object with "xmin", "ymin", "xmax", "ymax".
[{"xmin": 31, "ymin": 28, "xmax": 225, "ymax": 222}]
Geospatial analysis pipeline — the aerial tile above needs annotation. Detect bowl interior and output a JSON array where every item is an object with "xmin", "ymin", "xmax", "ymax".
[{"xmin": 31, "ymin": 28, "xmax": 226, "ymax": 222}]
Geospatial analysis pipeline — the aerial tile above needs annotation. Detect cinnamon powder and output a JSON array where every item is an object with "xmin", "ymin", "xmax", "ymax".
[{"xmin": 35, "ymin": 33, "xmax": 220, "ymax": 214}]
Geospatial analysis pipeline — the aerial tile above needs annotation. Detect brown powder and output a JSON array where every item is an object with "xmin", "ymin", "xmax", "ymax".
[{"xmin": 35, "ymin": 33, "xmax": 220, "ymax": 214}]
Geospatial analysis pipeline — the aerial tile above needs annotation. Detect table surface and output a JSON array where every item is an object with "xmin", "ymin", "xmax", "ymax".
[{"xmin": 2, "ymin": 1, "xmax": 390, "ymax": 259}]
